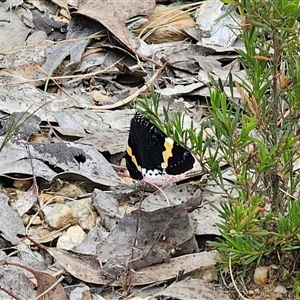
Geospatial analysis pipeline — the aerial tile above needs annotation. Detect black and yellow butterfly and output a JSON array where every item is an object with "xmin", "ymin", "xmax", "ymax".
[{"xmin": 125, "ymin": 113, "xmax": 195, "ymax": 180}]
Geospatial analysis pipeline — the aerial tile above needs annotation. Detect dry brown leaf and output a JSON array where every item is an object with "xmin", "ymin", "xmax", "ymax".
[
  {"xmin": 151, "ymin": 278, "xmax": 230, "ymax": 300},
  {"xmin": 45, "ymin": 248, "xmax": 109, "ymax": 284},
  {"xmin": 28, "ymin": 142, "xmax": 121, "ymax": 187},
  {"xmin": 45, "ymin": 248, "xmax": 217, "ymax": 286},
  {"xmin": 77, "ymin": 0, "xmax": 156, "ymax": 51},
  {"xmin": 139, "ymin": 6, "xmax": 196, "ymax": 44},
  {"xmin": 130, "ymin": 252, "xmax": 218, "ymax": 285},
  {"xmin": 32, "ymin": 269, "xmax": 68, "ymax": 300},
  {"xmin": 97, "ymin": 203, "xmax": 198, "ymax": 279}
]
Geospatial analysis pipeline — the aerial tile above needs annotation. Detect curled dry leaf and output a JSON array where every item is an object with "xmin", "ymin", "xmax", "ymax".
[
  {"xmin": 0, "ymin": 139, "xmax": 121, "ymax": 186},
  {"xmin": 0, "ymin": 158, "xmax": 56, "ymax": 182},
  {"xmin": 138, "ymin": 6, "xmax": 196, "ymax": 44},
  {"xmin": 77, "ymin": 0, "xmax": 156, "ymax": 51},
  {"xmin": 28, "ymin": 142, "xmax": 121, "ymax": 186},
  {"xmin": 125, "ymin": 252, "xmax": 218, "ymax": 286},
  {"xmin": 152, "ymin": 277, "xmax": 230, "ymax": 300},
  {"xmin": 44, "ymin": 247, "xmax": 107, "ymax": 284}
]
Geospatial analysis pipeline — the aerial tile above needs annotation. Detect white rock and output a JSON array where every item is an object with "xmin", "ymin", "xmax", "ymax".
[
  {"xmin": 274, "ymin": 285, "xmax": 287, "ymax": 294},
  {"xmin": 71, "ymin": 199, "xmax": 96, "ymax": 230},
  {"xmin": 43, "ymin": 203, "xmax": 78, "ymax": 229},
  {"xmin": 57, "ymin": 225, "xmax": 86, "ymax": 250}
]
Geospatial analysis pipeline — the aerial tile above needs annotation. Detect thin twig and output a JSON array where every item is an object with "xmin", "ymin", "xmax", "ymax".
[
  {"xmin": 0, "ymin": 286, "xmax": 22, "ymax": 300},
  {"xmin": 229, "ymin": 257, "xmax": 251, "ymax": 300},
  {"xmin": 25, "ymin": 144, "xmax": 41, "ymax": 209}
]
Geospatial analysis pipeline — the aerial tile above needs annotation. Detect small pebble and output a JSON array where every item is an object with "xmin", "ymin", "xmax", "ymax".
[
  {"xmin": 274, "ymin": 285, "xmax": 287, "ymax": 295},
  {"xmin": 57, "ymin": 225, "xmax": 86, "ymax": 250},
  {"xmin": 254, "ymin": 288, "xmax": 260, "ymax": 294},
  {"xmin": 248, "ymin": 289, "xmax": 254, "ymax": 295},
  {"xmin": 253, "ymin": 266, "xmax": 269, "ymax": 286}
]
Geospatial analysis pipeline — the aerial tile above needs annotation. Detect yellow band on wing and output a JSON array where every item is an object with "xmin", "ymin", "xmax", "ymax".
[
  {"xmin": 161, "ymin": 137, "xmax": 174, "ymax": 169},
  {"xmin": 126, "ymin": 145, "xmax": 141, "ymax": 171}
]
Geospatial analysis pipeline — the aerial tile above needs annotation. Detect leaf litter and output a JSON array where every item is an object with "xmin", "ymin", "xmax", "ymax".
[{"xmin": 0, "ymin": 0, "xmax": 261, "ymax": 299}]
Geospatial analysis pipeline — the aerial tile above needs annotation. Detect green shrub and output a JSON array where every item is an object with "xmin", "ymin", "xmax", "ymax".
[{"xmin": 137, "ymin": 0, "xmax": 300, "ymax": 293}]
